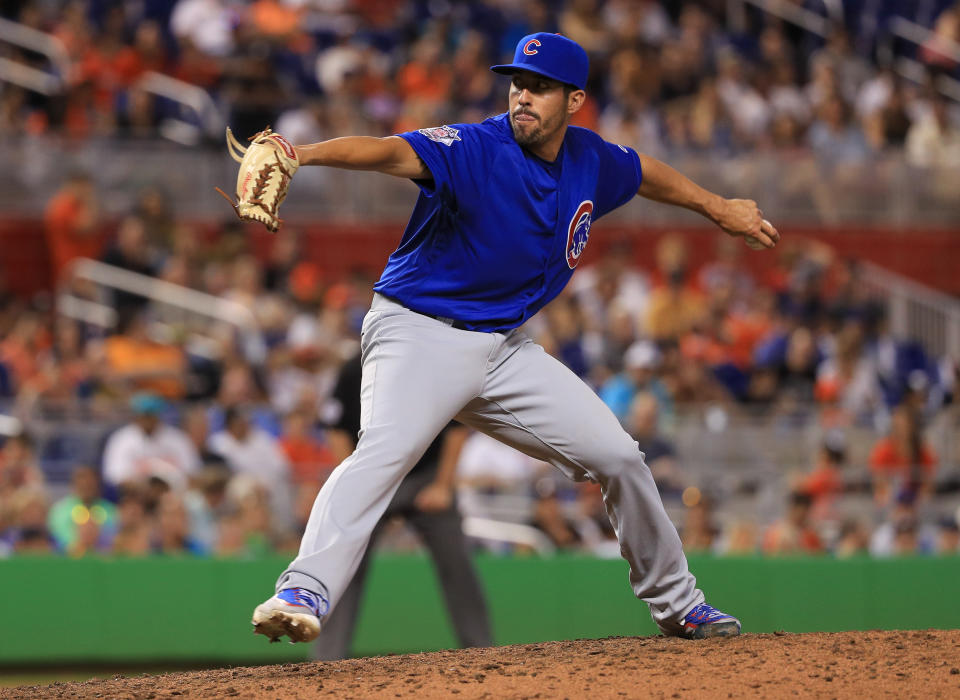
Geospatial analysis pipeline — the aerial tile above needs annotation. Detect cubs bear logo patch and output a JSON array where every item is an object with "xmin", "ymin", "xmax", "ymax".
[
  {"xmin": 565, "ymin": 200, "xmax": 594, "ymax": 269},
  {"xmin": 418, "ymin": 125, "xmax": 462, "ymax": 147}
]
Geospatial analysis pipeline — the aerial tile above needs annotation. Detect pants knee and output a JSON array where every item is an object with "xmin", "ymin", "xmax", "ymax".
[{"xmin": 587, "ymin": 439, "xmax": 646, "ymax": 482}]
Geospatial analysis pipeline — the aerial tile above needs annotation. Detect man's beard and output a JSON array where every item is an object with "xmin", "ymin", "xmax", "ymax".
[{"xmin": 510, "ymin": 110, "xmax": 558, "ymax": 147}]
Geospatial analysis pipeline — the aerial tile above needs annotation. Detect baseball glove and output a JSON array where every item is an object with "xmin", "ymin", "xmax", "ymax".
[{"xmin": 215, "ymin": 126, "xmax": 299, "ymax": 233}]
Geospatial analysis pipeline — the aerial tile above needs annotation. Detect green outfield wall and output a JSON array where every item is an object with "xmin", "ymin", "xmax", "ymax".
[{"xmin": 1, "ymin": 554, "xmax": 957, "ymax": 664}]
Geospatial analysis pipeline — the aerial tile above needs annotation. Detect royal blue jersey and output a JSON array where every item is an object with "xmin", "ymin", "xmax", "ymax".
[{"xmin": 373, "ymin": 113, "xmax": 643, "ymax": 332}]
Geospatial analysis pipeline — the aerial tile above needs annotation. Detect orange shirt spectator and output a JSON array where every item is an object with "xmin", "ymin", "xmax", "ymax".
[
  {"xmin": 646, "ymin": 281, "xmax": 706, "ymax": 341},
  {"xmin": 280, "ymin": 436, "xmax": 337, "ymax": 484},
  {"xmin": 869, "ymin": 438, "xmax": 937, "ymax": 478},
  {"xmin": 396, "ymin": 38, "xmax": 452, "ymax": 102},
  {"xmin": 250, "ymin": 0, "xmax": 303, "ymax": 40},
  {"xmin": 803, "ymin": 464, "xmax": 843, "ymax": 502},
  {"xmin": 43, "ymin": 175, "xmax": 102, "ymax": 283},
  {"xmin": 279, "ymin": 410, "xmax": 337, "ymax": 484},
  {"xmin": 103, "ymin": 314, "xmax": 186, "ymax": 399},
  {"xmin": 869, "ymin": 406, "xmax": 937, "ymax": 505},
  {"xmin": 761, "ymin": 491, "xmax": 824, "ymax": 554},
  {"xmin": 104, "ymin": 336, "xmax": 186, "ymax": 399}
]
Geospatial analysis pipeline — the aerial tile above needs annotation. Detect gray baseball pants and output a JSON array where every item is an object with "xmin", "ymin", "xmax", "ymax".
[
  {"xmin": 313, "ymin": 463, "xmax": 492, "ymax": 660},
  {"xmin": 277, "ymin": 293, "xmax": 704, "ymax": 632}
]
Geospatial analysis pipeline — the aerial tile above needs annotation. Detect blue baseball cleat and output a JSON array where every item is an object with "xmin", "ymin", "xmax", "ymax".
[
  {"xmin": 678, "ymin": 603, "xmax": 741, "ymax": 639},
  {"xmin": 252, "ymin": 587, "xmax": 328, "ymax": 643}
]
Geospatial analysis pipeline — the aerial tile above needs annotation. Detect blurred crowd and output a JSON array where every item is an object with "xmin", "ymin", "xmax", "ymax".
[
  {"xmin": 1, "ymin": 0, "xmax": 960, "ymax": 168},
  {"xmin": 0, "ymin": 170, "xmax": 957, "ymax": 560}
]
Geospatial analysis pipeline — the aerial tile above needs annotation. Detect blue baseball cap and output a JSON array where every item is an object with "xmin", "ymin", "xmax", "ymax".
[{"xmin": 491, "ymin": 33, "xmax": 589, "ymax": 91}]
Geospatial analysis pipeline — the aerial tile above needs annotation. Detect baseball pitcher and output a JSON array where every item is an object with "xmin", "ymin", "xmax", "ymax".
[{"xmin": 240, "ymin": 33, "xmax": 779, "ymax": 644}]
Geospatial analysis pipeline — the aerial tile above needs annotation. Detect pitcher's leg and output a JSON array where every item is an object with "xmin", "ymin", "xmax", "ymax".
[
  {"xmin": 275, "ymin": 302, "xmax": 493, "ymax": 614},
  {"xmin": 458, "ymin": 334, "xmax": 702, "ymax": 629}
]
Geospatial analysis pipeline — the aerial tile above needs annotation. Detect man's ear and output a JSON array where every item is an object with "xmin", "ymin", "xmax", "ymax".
[{"xmin": 567, "ymin": 90, "xmax": 586, "ymax": 116}]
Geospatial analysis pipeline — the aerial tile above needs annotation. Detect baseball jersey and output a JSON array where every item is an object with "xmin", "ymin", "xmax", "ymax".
[{"xmin": 373, "ymin": 113, "xmax": 643, "ymax": 332}]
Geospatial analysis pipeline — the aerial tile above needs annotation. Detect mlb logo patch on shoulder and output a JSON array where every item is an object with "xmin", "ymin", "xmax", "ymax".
[{"xmin": 419, "ymin": 125, "xmax": 462, "ymax": 147}]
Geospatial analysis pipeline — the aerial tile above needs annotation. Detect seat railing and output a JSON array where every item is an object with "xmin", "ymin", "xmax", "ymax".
[
  {"xmin": 59, "ymin": 258, "xmax": 266, "ymax": 364},
  {"xmin": 0, "ymin": 16, "xmax": 70, "ymax": 94}
]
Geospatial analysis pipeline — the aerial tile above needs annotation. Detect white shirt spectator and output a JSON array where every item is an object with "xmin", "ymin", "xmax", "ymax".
[
  {"xmin": 207, "ymin": 427, "xmax": 290, "ymax": 488},
  {"xmin": 102, "ymin": 423, "xmax": 201, "ymax": 489},
  {"xmin": 208, "ymin": 426, "xmax": 294, "ymax": 530},
  {"xmin": 456, "ymin": 432, "xmax": 545, "ymax": 523},
  {"xmin": 905, "ymin": 111, "xmax": 960, "ymax": 168},
  {"xmin": 170, "ymin": 0, "xmax": 236, "ymax": 57},
  {"xmin": 458, "ymin": 433, "xmax": 539, "ymax": 485}
]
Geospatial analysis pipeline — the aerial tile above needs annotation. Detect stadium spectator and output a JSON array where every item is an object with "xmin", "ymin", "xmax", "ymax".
[
  {"xmin": 111, "ymin": 483, "xmax": 152, "ymax": 556},
  {"xmin": 207, "ymin": 406, "xmax": 293, "ymax": 530},
  {"xmin": 278, "ymin": 408, "xmax": 336, "ymax": 486},
  {"xmin": 937, "ymin": 517, "xmax": 960, "ymax": 554},
  {"xmin": 103, "ymin": 312, "xmax": 188, "ymax": 399},
  {"xmin": 869, "ymin": 489, "xmax": 938, "ymax": 556},
  {"xmin": 101, "ymin": 393, "xmax": 201, "ymax": 489},
  {"xmin": 920, "ymin": 2, "xmax": 960, "ymax": 75},
  {"xmin": 834, "ymin": 519, "xmax": 870, "ymax": 558},
  {"xmin": 170, "ymin": 0, "xmax": 236, "ymax": 57},
  {"xmin": 572, "ymin": 480, "xmax": 619, "ymax": 555},
  {"xmin": 43, "ymin": 173, "xmax": 102, "ymax": 284},
  {"xmin": 0, "ymin": 312, "xmax": 47, "ymax": 401},
  {"xmin": 800, "ymin": 430, "xmax": 848, "ymax": 520},
  {"xmin": 531, "ymin": 476, "xmax": 581, "ymax": 550},
  {"xmin": 182, "ymin": 405, "xmax": 225, "ymax": 467},
  {"xmin": 48, "ymin": 465, "xmax": 116, "ymax": 555},
  {"xmin": 25, "ymin": 317, "xmax": 97, "ymax": 406},
  {"xmin": 680, "ymin": 493, "xmax": 719, "ymax": 554},
  {"xmin": 646, "ymin": 241, "xmax": 706, "ymax": 342},
  {"xmin": 153, "ymin": 491, "xmax": 207, "ymax": 555},
  {"xmin": 869, "ymin": 404, "xmax": 938, "ymax": 505},
  {"xmin": 183, "ymin": 464, "xmax": 232, "ymax": 553},
  {"xmin": 814, "ymin": 318, "xmax": 883, "ymax": 424},
  {"xmin": 100, "ymin": 216, "xmax": 159, "ymax": 319},
  {"xmin": 599, "ymin": 340, "xmax": 669, "ymax": 424},
  {"xmin": 905, "ymin": 95, "xmax": 960, "ymax": 169},
  {"xmin": 625, "ymin": 392, "xmax": 683, "ymax": 497},
  {"xmin": 761, "ymin": 490, "xmax": 825, "ymax": 555},
  {"xmin": 0, "ymin": 431, "xmax": 44, "ymax": 499},
  {"xmin": 2, "ymin": 485, "xmax": 55, "ymax": 554}
]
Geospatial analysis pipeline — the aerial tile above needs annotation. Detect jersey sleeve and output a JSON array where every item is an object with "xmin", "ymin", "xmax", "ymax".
[
  {"xmin": 397, "ymin": 123, "xmax": 484, "ymax": 205},
  {"xmin": 593, "ymin": 140, "xmax": 643, "ymax": 219}
]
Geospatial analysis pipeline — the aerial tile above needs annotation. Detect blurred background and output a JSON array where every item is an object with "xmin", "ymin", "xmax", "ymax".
[{"xmin": 1, "ymin": 0, "xmax": 959, "ymax": 683}]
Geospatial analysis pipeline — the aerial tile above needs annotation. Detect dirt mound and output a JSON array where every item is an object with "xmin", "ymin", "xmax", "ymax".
[{"xmin": 5, "ymin": 630, "xmax": 960, "ymax": 699}]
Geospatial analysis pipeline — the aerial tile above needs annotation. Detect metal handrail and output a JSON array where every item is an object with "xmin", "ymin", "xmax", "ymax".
[
  {"xmin": 135, "ymin": 71, "xmax": 225, "ymax": 140},
  {"xmin": 859, "ymin": 261, "xmax": 960, "ymax": 359},
  {"xmin": 726, "ymin": 0, "xmax": 831, "ymax": 37},
  {"xmin": 893, "ymin": 55, "xmax": 960, "ymax": 101},
  {"xmin": 462, "ymin": 517, "xmax": 557, "ymax": 555},
  {"xmin": 0, "ymin": 16, "xmax": 71, "ymax": 81},
  {"xmin": 0, "ymin": 56, "xmax": 62, "ymax": 95},
  {"xmin": 59, "ymin": 258, "xmax": 267, "ymax": 363},
  {"xmin": 890, "ymin": 15, "xmax": 960, "ymax": 65}
]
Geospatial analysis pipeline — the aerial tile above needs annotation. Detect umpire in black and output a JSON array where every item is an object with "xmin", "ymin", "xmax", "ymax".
[{"xmin": 313, "ymin": 352, "xmax": 493, "ymax": 659}]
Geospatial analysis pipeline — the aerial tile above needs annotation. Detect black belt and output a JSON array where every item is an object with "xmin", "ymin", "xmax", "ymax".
[
  {"xmin": 411, "ymin": 307, "xmax": 469, "ymax": 330},
  {"xmin": 384, "ymin": 295, "xmax": 469, "ymax": 330}
]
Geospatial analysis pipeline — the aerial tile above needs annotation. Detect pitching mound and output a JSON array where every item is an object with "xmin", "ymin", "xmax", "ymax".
[{"xmin": 5, "ymin": 630, "xmax": 959, "ymax": 699}]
